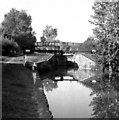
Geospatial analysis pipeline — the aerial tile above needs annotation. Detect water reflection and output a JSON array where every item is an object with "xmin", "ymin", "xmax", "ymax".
[
  {"xmin": 40, "ymin": 68, "xmax": 95, "ymax": 93},
  {"xmin": 39, "ymin": 66, "xmax": 119, "ymax": 118},
  {"xmin": 39, "ymin": 68, "xmax": 96, "ymax": 118},
  {"xmin": 80, "ymin": 73, "xmax": 119, "ymax": 118},
  {"xmin": 3, "ymin": 63, "xmax": 119, "ymax": 118},
  {"xmin": 43, "ymin": 80, "xmax": 58, "ymax": 92},
  {"xmin": 67, "ymin": 69, "xmax": 95, "ymax": 81}
]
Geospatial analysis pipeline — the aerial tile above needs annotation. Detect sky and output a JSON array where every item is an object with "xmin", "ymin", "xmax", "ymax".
[{"xmin": 0, "ymin": 0, "xmax": 94, "ymax": 43}]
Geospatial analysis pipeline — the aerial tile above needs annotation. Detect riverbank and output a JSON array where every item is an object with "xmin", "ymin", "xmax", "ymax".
[
  {"xmin": 2, "ymin": 63, "xmax": 52, "ymax": 118},
  {"xmin": 0, "ymin": 52, "xmax": 53, "ymax": 64}
]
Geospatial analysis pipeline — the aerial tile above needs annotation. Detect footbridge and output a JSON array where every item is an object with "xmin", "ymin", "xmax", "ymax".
[{"xmin": 34, "ymin": 41, "xmax": 80, "ymax": 54}]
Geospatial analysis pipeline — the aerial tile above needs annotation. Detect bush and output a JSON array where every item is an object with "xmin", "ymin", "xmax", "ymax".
[
  {"xmin": 0, "ymin": 37, "xmax": 20, "ymax": 56},
  {"xmin": 14, "ymin": 33, "xmax": 36, "ymax": 53}
]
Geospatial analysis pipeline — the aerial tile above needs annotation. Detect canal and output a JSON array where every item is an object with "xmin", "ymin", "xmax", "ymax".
[
  {"xmin": 2, "ymin": 63, "xmax": 119, "ymax": 118},
  {"xmin": 40, "ymin": 68, "xmax": 95, "ymax": 118}
]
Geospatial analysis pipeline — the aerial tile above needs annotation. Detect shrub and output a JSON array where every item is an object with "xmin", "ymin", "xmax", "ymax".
[{"xmin": 0, "ymin": 37, "xmax": 20, "ymax": 56}]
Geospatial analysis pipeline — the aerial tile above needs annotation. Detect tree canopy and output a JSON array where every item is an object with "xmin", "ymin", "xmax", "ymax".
[
  {"xmin": 90, "ymin": 1, "xmax": 119, "ymax": 72},
  {"xmin": 41, "ymin": 25, "xmax": 57, "ymax": 42},
  {"xmin": 0, "ymin": 8, "xmax": 36, "ymax": 52},
  {"xmin": 0, "ymin": 36, "xmax": 20, "ymax": 56},
  {"xmin": 83, "ymin": 36, "xmax": 97, "ymax": 51}
]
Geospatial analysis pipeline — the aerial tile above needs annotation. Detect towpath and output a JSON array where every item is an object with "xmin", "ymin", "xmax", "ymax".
[{"xmin": 0, "ymin": 53, "xmax": 54, "ymax": 64}]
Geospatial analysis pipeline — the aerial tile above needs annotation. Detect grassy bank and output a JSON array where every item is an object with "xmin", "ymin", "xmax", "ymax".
[
  {"xmin": 2, "ymin": 63, "xmax": 52, "ymax": 118},
  {"xmin": 1, "ymin": 52, "xmax": 53, "ymax": 63}
]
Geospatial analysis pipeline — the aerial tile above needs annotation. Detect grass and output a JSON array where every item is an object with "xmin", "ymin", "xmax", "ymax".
[
  {"xmin": 80, "ymin": 53, "xmax": 96, "ymax": 62},
  {"xmin": 2, "ymin": 63, "xmax": 52, "ymax": 118},
  {"xmin": 1, "ymin": 53, "xmax": 53, "ymax": 63}
]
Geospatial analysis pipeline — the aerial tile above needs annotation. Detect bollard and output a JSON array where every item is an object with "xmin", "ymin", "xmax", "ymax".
[
  {"xmin": 23, "ymin": 55, "xmax": 27, "ymax": 66},
  {"xmin": 32, "ymin": 62, "xmax": 37, "ymax": 70}
]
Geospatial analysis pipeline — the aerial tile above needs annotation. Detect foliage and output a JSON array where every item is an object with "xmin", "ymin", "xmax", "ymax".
[
  {"xmin": 90, "ymin": 1, "xmax": 119, "ymax": 72},
  {"xmin": 83, "ymin": 36, "xmax": 97, "ymax": 52},
  {"xmin": 0, "ymin": 8, "xmax": 36, "ymax": 52},
  {"xmin": 1, "ymin": 8, "xmax": 32, "ymax": 36},
  {"xmin": 89, "ymin": 74, "xmax": 119, "ymax": 118},
  {"xmin": 15, "ymin": 33, "xmax": 36, "ymax": 52},
  {"xmin": 81, "ymin": 73, "xmax": 119, "ymax": 118},
  {"xmin": 40, "ymin": 36, "xmax": 46, "ymax": 43},
  {"xmin": 42, "ymin": 25, "xmax": 57, "ymax": 41},
  {"xmin": 0, "ymin": 37, "xmax": 20, "ymax": 56},
  {"xmin": 42, "ymin": 80, "xmax": 58, "ymax": 92}
]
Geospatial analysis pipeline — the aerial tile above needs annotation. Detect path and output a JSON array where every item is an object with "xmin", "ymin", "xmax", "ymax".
[
  {"xmin": 35, "ymin": 54, "xmax": 53, "ymax": 63},
  {"xmin": 6, "ymin": 57, "xmax": 23, "ymax": 64},
  {"xmin": 0, "ymin": 53, "xmax": 54, "ymax": 64},
  {"xmin": 0, "ymin": 57, "xmax": 23, "ymax": 64}
]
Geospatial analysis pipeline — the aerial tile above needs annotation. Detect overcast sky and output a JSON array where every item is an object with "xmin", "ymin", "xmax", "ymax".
[{"xmin": 0, "ymin": 0, "xmax": 94, "ymax": 43}]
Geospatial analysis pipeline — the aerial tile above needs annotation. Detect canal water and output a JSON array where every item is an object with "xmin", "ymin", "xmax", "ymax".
[
  {"xmin": 37, "ymin": 67, "xmax": 119, "ymax": 118},
  {"xmin": 2, "ymin": 63, "xmax": 119, "ymax": 118},
  {"xmin": 40, "ymin": 68, "xmax": 96, "ymax": 118}
]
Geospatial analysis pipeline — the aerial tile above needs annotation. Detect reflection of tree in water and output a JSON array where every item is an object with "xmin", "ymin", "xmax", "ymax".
[
  {"xmin": 81, "ymin": 73, "xmax": 119, "ymax": 118},
  {"xmin": 42, "ymin": 79, "xmax": 58, "ymax": 92},
  {"xmin": 40, "ymin": 68, "xmax": 77, "ymax": 92},
  {"xmin": 67, "ymin": 69, "xmax": 95, "ymax": 81},
  {"xmin": 41, "ymin": 67, "xmax": 95, "ymax": 92}
]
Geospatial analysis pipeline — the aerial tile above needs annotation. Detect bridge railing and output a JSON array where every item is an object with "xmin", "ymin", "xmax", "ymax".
[
  {"xmin": 34, "ymin": 41, "xmax": 81, "ymax": 53},
  {"xmin": 35, "ymin": 41, "xmax": 62, "ymax": 52},
  {"xmin": 35, "ymin": 41, "xmax": 61, "ymax": 47}
]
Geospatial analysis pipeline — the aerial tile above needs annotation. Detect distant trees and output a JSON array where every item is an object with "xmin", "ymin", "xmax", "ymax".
[
  {"xmin": 83, "ymin": 36, "xmax": 97, "ymax": 52},
  {"xmin": 76, "ymin": 36, "xmax": 97, "ymax": 53},
  {"xmin": 40, "ymin": 36, "xmax": 46, "ymax": 43},
  {"xmin": 41, "ymin": 25, "xmax": 57, "ymax": 42},
  {"xmin": 90, "ymin": 1, "xmax": 119, "ymax": 72},
  {"xmin": 0, "ymin": 8, "xmax": 36, "ymax": 53}
]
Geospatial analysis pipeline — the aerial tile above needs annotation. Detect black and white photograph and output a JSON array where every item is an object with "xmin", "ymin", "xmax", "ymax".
[{"xmin": 0, "ymin": 0, "xmax": 119, "ymax": 119}]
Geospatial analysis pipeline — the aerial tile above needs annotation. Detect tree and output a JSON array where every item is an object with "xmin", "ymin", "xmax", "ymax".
[
  {"xmin": 81, "ymin": 74, "xmax": 119, "ymax": 118},
  {"xmin": 15, "ymin": 32, "xmax": 36, "ymax": 52},
  {"xmin": 0, "ymin": 8, "xmax": 36, "ymax": 52},
  {"xmin": 89, "ymin": 74, "xmax": 119, "ymax": 118},
  {"xmin": 83, "ymin": 36, "xmax": 97, "ymax": 52},
  {"xmin": 42, "ymin": 25, "xmax": 57, "ymax": 41},
  {"xmin": 0, "ymin": 36, "xmax": 20, "ymax": 56},
  {"xmin": 40, "ymin": 36, "xmax": 46, "ymax": 43},
  {"xmin": 90, "ymin": 1, "xmax": 119, "ymax": 72}
]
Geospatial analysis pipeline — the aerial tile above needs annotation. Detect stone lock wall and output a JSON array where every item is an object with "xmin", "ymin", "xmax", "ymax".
[{"xmin": 70, "ymin": 54, "xmax": 96, "ymax": 70}]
